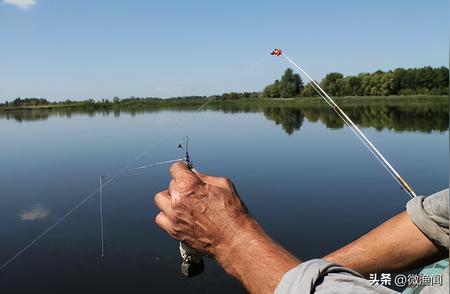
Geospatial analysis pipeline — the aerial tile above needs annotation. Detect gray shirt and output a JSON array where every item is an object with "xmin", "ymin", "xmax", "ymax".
[{"xmin": 275, "ymin": 189, "xmax": 449, "ymax": 294}]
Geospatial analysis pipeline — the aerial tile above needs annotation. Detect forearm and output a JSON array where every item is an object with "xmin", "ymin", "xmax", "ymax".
[
  {"xmin": 214, "ymin": 218, "xmax": 300, "ymax": 294},
  {"xmin": 324, "ymin": 211, "xmax": 444, "ymax": 277}
]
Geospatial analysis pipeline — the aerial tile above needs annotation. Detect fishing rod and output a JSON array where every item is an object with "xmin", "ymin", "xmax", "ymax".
[
  {"xmin": 2, "ymin": 48, "xmax": 417, "ymax": 277},
  {"xmin": 270, "ymin": 48, "xmax": 417, "ymax": 199}
]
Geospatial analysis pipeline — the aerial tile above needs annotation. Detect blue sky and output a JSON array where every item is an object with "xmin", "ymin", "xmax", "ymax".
[{"xmin": 0, "ymin": 0, "xmax": 447, "ymax": 101}]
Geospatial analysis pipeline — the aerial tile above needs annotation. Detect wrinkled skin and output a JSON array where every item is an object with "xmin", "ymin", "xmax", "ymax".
[
  {"xmin": 154, "ymin": 162, "xmax": 300, "ymax": 294},
  {"xmin": 154, "ymin": 162, "xmax": 249, "ymax": 256},
  {"xmin": 154, "ymin": 162, "xmax": 446, "ymax": 294}
]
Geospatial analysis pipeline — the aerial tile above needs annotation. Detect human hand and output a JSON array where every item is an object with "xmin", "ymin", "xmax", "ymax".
[
  {"xmin": 154, "ymin": 162, "xmax": 300, "ymax": 293},
  {"xmin": 154, "ymin": 162, "xmax": 252, "ymax": 257}
]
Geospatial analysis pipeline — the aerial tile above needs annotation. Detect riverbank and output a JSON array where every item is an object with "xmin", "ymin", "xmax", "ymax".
[{"xmin": 0, "ymin": 95, "xmax": 448, "ymax": 112}]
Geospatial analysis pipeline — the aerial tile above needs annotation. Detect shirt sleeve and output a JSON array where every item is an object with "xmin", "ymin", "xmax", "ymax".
[
  {"xmin": 275, "ymin": 259, "xmax": 397, "ymax": 294},
  {"xmin": 406, "ymin": 189, "xmax": 449, "ymax": 250}
]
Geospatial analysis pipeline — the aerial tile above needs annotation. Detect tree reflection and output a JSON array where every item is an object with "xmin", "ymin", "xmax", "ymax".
[
  {"xmin": 263, "ymin": 107, "xmax": 304, "ymax": 135},
  {"xmin": 1, "ymin": 102, "xmax": 447, "ymax": 134}
]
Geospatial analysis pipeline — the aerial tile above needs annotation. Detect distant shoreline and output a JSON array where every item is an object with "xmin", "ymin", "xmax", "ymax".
[{"xmin": 0, "ymin": 95, "xmax": 447, "ymax": 112}]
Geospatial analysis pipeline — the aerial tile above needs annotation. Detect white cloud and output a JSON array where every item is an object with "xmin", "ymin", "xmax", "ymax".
[
  {"xmin": 18, "ymin": 204, "xmax": 50, "ymax": 221},
  {"xmin": 3, "ymin": 0, "xmax": 37, "ymax": 10}
]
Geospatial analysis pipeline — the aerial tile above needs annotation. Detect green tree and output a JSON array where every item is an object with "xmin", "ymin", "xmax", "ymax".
[
  {"xmin": 347, "ymin": 76, "xmax": 362, "ymax": 96},
  {"xmin": 262, "ymin": 66, "xmax": 448, "ymax": 98},
  {"xmin": 433, "ymin": 66, "xmax": 449, "ymax": 94},
  {"xmin": 415, "ymin": 66, "xmax": 434, "ymax": 93},
  {"xmin": 379, "ymin": 71, "xmax": 394, "ymax": 96},
  {"xmin": 262, "ymin": 68, "xmax": 303, "ymax": 98},
  {"xmin": 399, "ymin": 69, "xmax": 416, "ymax": 94},
  {"xmin": 301, "ymin": 81, "xmax": 319, "ymax": 97},
  {"xmin": 320, "ymin": 73, "xmax": 344, "ymax": 96},
  {"xmin": 262, "ymin": 80, "xmax": 281, "ymax": 98},
  {"xmin": 279, "ymin": 68, "xmax": 304, "ymax": 97}
]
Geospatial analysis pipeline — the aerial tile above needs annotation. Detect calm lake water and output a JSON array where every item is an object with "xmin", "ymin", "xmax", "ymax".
[{"xmin": 0, "ymin": 102, "xmax": 448, "ymax": 293}]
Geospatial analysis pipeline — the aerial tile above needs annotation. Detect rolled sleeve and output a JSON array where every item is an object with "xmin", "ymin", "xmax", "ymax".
[
  {"xmin": 406, "ymin": 189, "xmax": 449, "ymax": 250},
  {"xmin": 275, "ymin": 259, "xmax": 396, "ymax": 294}
]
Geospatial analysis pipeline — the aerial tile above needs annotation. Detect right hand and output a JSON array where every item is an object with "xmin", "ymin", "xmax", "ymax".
[{"xmin": 154, "ymin": 162, "xmax": 252, "ymax": 257}]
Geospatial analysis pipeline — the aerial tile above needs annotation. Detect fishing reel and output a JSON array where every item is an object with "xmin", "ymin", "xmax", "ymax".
[{"xmin": 179, "ymin": 243, "xmax": 204, "ymax": 277}]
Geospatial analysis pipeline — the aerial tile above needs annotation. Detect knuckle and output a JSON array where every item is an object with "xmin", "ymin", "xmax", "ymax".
[
  {"xmin": 174, "ymin": 218, "xmax": 184, "ymax": 227},
  {"xmin": 178, "ymin": 236, "xmax": 188, "ymax": 243},
  {"xmin": 219, "ymin": 176, "xmax": 232, "ymax": 185},
  {"xmin": 172, "ymin": 212, "xmax": 183, "ymax": 224},
  {"xmin": 154, "ymin": 213, "xmax": 163, "ymax": 225},
  {"xmin": 172, "ymin": 219, "xmax": 185, "ymax": 232},
  {"xmin": 172, "ymin": 227, "xmax": 182, "ymax": 239},
  {"xmin": 154, "ymin": 192, "xmax": 168, "ymax": 207},
  {"xmin": 171, "ymin": 201, "xmax": 179, "ymax": 209},
  {"xmin": 170, "ymin": 161, "xmax": 183, "ymax": 173},
  {"xmin": 178, "ymin": 181, "xmax": 190, "ymax": 190},
  {"xmin": 155, "ymin": 191, "xmax": 166, "ymax": 200}
]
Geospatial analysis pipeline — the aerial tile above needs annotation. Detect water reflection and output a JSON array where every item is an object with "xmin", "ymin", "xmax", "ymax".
[
  {"xmin": 18, "ymin": 204, "xmax": 50, "ymax": 221},
  {"xmin": 264, "ymin": 107, "xmax": 304, "ymax": 135},
  {"xmin": 1, "ymin": 102, "xmax": 448, "ymax": 134}
]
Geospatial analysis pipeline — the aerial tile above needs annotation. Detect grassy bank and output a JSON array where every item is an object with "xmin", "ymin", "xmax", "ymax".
[
  {"xmin": 237, "ymin": 95, "xmax": 448, "ymax": 106},
  {"xmin": 0, "ymin": 95, "xmax": 447, "ymax": 112}
]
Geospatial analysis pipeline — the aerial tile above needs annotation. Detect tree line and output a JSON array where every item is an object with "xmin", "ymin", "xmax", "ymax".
[
  {"xmin": 262, "ymin": 66, "xmax": 448, "ymax": 98},
  {"xmin": 0, "ymin": 93, "xmax": 261, "ymax": 108},
  {"xmin": 1, "ymin": 66, "xmax": 447, "ymax": 108}
]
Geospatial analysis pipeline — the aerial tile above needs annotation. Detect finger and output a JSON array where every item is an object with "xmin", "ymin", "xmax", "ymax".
[
  {"xmin": 170, "ymin": 161, "xmax": 200, "ymax": 183},
  {"xmin": 155, "ymin": 212, "xmax": 173, "ymax": 235},
  {"xmin": 154, "ymin": 190, "xmax": 173, "ymax": 216},
  {"xmin": 168, "ymin": 179, "xmax": 177, "ymax": 197}
]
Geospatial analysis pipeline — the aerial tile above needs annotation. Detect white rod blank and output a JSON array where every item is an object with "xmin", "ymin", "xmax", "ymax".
[{"xmin": 281, "ymin": 52, "xmax": 416, "ymax": 199}]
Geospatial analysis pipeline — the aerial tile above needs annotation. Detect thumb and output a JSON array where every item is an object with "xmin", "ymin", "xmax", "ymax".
[{"xmin": 170, "ymin": 161, "xmax": 201, "ymax": 183}]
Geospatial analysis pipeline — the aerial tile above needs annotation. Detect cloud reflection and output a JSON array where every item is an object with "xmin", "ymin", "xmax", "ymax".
[{"xmin": 18, "ymin": 204, "xmax": 50, "ymax": 221}]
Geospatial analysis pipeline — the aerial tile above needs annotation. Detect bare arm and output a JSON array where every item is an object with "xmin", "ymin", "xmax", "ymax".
[
  {"xmin": 324, "ymin": 211, "xmax": 446, "ymax": 277},
  {"xmin": 154, "ymin": 162, "xmax": 300, "ymax": 294},
  {"xmin": 214, "ymin": 217, "xmax": 300, "ymax": 293}
]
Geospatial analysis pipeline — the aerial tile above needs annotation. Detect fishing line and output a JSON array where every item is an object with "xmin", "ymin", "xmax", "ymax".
[
  {"xmin": 280, "ymin": 51, "xmax": 416, "ymax": 199},
  {"xmin": 306, "ymin": 78, "xmax": 403, "ymax": 190},
  {"xmin": 297, "ymin": 72, "xmax": 400, "ymax": 181},
  {"xmin": 0, "ymin": 96, "xmax": 218, "ymax": 270},
  {"xmin": 115, "ymin": 158, "xmax": 186, "ymax": 175},
  {"xmin": 97, "ymin": 157, "xmax": 186, "ymax": 258},
  {"xmin": 99, "ymin": 176, "xmax": 105, "ymax": 258},
  {"xmin": 241, "ymin": 55, "xmax": 269, "ymax": 76},
  {"xmin": 283, "ymin": 55, "xmax": 403, "ymax": 191},
  {"xmin": 283, "ymin": 53, "xmax": 407, "ymax": 195}
]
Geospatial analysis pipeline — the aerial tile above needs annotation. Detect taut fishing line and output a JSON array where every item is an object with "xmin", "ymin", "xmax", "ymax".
[
  {"xmin": 97, "ymin": 157, "xmax": 185, "ymax": 257},
  {"xmin": 0, "ymin": 96, "xmax": 218, "ymax": 270},
  {"xmin": 99, "ymin": 176, "xmax": 105, "ymax": 258},
  {"xmin": 241, "ymin": 55, "xmax": 269, "ymax": 76}
]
